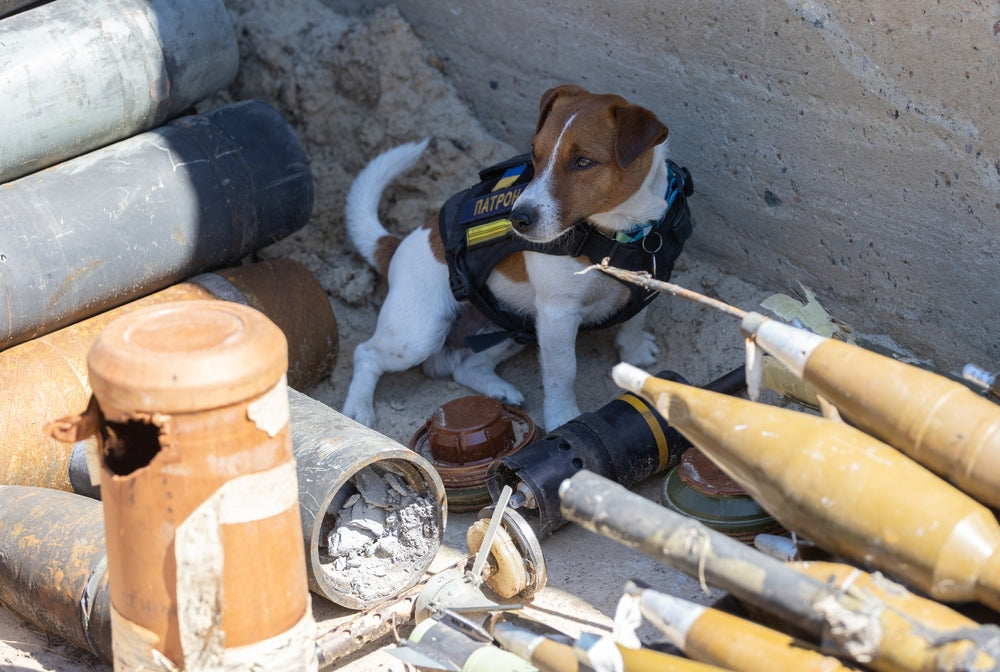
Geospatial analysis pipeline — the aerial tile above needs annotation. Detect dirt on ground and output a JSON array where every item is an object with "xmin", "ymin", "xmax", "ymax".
[{"xmin": 1, "ymin": 3, "xmax": 831, "ymax": 670}]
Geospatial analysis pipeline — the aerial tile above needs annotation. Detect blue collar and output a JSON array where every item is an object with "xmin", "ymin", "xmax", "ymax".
[{"xmin": 611, "ymin": 162, "xmax": 685, "ymax": 244}]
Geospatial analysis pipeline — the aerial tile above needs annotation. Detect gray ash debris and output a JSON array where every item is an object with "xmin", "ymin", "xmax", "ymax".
[{"xmin": 321, "ymin": 463, "xmax": 439, "ymax": 603}]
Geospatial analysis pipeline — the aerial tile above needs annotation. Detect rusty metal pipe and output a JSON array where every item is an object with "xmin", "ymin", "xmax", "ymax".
[
  {"xmin": 0, "ymin": 485, "xmax": 113, "ymax": 662},
  {"xmin": 1, "ymin": 259, "xmax": 337, "ymax": 492}
]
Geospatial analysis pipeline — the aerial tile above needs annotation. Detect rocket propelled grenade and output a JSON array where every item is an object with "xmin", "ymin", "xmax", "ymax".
[
  {"xmin": 626, "ymin": 583, "xmax": 863, "ymax": 672},
  {"xmin": 560, "ymin": 471, "xmax": 1000, "ymax": 672},
  {"xmin": 612, "ymin": 363, "xmax": 1000, "ymax": 612},
  {"xmin": 741, "ymin": 311, "xmax": 1000, "ymax": 510}
]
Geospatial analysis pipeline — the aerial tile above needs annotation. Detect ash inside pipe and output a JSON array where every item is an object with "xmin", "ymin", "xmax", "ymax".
[{"xmin": 320, "ymin": 463, "xmax": 439, "ymax": 604}]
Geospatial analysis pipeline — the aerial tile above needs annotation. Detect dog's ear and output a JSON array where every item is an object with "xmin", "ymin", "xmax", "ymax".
[
  {"xmin": 536, "ymin": 85, "xmax": 589, "ymax": 133},
  {"xmin": 613, "ymin": 104, "xmax": 669, "ymax": 168}
]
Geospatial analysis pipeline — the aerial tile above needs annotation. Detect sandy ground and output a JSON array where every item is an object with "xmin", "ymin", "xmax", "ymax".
[{"xmin": 0, "ymin": 3, "xmax": 820, "ymax": 669}]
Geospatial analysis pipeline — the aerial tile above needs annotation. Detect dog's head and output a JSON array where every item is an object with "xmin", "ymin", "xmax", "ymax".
[{"xmin": 509, "ymin": 85, "xmax": 670, "ymax": 243}]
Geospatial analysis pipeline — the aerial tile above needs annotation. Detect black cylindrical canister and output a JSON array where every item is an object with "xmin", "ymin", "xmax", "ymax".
[
  {"xmin": 0, "ymin": 99, "xmax": 314, "ymax": 349},
  {"xmin": 487, "ymin": 367, "xmax": 746, "ymax": 537}
]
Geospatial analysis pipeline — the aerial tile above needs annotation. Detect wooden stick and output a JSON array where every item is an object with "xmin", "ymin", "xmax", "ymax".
[{"xmin": 580, "ymin": 259, "xmax": 749, "ymax": 319}]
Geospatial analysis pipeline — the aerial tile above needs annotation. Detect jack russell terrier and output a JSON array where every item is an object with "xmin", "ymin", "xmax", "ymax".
[{"xmin": 342, "ymin": 84, "xmax": 693, "ymax": 430}]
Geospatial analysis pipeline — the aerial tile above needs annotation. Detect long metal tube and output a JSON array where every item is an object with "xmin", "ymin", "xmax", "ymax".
[
  {"xmin": 0, "ymin": 0, "xmax": 238, "ymax": 182},
  {"xmin": 0, "ymin": 99, "xmax": 314, "ymax": 349},
  {"xmin": 5, "ymin": 259, "xmax": 337, "ymax": 492},
  {"xmin": 289, "ymin": 388, "xmax": 448, "ymax": 609},
  {"xmin": 0, "ymin": 485, "xmax": 113, "ymax": 662}
]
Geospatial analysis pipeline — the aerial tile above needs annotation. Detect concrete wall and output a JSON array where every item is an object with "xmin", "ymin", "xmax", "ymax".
[{"xmin": 327, "ymin": 0, "xmax": 1000, "ymax": 374}]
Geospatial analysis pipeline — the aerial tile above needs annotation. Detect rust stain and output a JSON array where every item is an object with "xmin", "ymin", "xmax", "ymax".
[{"xmin": 48, "ymin": 259, "xmax": 105, "ymax": 310}]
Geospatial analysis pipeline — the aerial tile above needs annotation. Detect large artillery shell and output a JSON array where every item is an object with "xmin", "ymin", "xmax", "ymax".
[
  {"xmin": 1, "ymin": 259, "xmax": 337, "ymax": 492},
  {"xmin": 0, "ymin": 0, "xmax": 238, "ymax": 182},
  {"xmin": 289, "ymin": 388, "xmax": 446, "ymax": 609},
  {"xmin": 743, "ymin": 312, "xmax": 1000, "ymax": 510},
  {"xmin": 614, "ymin": 363, "xmax": 1000, "ymax": 612},
  {"xmin": 0, "ymin": 100, "xmax": 313, "ymax": 349}
]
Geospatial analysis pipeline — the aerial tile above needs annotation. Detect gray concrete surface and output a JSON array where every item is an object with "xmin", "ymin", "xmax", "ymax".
[{"xmin": 327, "ymin": 0, "xmax": 1000, "ymax": 374}]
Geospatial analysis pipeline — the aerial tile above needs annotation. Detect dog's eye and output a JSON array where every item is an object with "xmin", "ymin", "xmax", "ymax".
[{"xmin": 572, "ymin": 156, "xmax": 596, "ymax": 170}]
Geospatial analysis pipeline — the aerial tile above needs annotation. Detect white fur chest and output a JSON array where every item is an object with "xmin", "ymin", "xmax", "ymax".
[{"xmin": 486, "ymin": 252, "xmax": 631, "ymax": 327}]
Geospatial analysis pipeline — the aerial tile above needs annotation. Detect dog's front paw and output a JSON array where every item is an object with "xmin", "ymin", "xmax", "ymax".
[
  {"xmin": 341, "ymin": 399, "xmax": 376, "ymax": 428},
  {"xmin": 617, "ymin": 329, "xmax": 660, "ymax": 367},
  {"xmin": 483, "ymin": 380, "xmax": 525, "ymax": 408}
]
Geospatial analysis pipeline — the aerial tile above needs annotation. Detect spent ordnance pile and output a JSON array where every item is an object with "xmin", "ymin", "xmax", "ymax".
[{"xmin": 553, "ymin": 261, "xmax": 1000, "ymax": 671}]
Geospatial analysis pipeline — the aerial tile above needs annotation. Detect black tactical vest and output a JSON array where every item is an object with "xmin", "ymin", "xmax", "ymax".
[{"xmin": 440, "ymin": 154, "xmax": 694, "ymax": 350}]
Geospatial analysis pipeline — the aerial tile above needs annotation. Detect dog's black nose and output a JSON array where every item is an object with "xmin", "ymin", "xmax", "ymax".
[{"xmin": 510, "ymin": 208, "xmax": 534, "ymax": 233}]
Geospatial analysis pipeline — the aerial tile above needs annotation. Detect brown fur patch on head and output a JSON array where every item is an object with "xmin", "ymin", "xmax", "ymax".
[{"xmin": 530, "ymin": 85, "xmax": 669, "ymax": 233}]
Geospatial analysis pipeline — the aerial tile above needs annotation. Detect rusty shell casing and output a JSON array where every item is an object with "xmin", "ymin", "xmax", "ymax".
[
  {"xmin": 744, "ymin": 313, "xmax": 1000, "ymax": 510},
  {"xmin": 87, "ymin": 300, "xmax": 317, "ymax": 670},
  {"xmin": 635, "ymin": 588, "xmax": 863, "ymax": 672},
  {"xmin": 0, "ymin": 485, "xmax": 113, "ymax": 662},
  {"xmin": 613, "ymin": 363, "xmax": 1000, "ymax": 611},
  {"xmin": 0, "ymin": 258, "xmax": 336, "ymax": 492}
]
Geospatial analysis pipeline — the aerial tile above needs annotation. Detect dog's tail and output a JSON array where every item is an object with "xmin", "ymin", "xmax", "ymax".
[{"xmin": 345, "ymin": 138, "xmax": 431, "ymax": 276}]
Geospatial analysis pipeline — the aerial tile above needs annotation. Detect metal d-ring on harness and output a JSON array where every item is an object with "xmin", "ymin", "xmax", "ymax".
[{"xmin": 440, "ymin": 154, "xmax": 695, "ymax": 352}]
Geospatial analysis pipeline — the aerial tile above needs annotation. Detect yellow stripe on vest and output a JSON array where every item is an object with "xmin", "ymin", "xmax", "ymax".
[{"xmin": 466, "ymin": 219, "xmax": 513, "ymax": 247}]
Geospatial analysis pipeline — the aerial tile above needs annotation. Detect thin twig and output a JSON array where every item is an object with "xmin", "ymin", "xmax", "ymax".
[{"xmin": 579, "ymin": 259, "xmax": 749, "ymax": 319}]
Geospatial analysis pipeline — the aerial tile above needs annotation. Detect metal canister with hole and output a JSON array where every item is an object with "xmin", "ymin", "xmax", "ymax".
[{"xmin": 48, "ymin": 300, "xmax": 317, "ymax": 670}]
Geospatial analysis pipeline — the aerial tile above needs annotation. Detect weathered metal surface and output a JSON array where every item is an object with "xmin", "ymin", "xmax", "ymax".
[
  {"xmin": 0, "ymin": 100, "xmax": 313, "ymax": 349},
  {"xmin": 0, "ymin": 485, "xmax": 113, "ymax": 662},
  {"xmin": 0, "ymin": 0, "xmax": 237, "ymax": 182},
  {"xmin": 3, "ymin": 259, "xmax": 336, "ymax": 492}
]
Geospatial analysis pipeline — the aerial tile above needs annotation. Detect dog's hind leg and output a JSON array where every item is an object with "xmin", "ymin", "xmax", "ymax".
[
  {"xmin": 451, "ymin": 339, "xmax": 526, "ymax": 407},
  {"xmin": 342, "ymin": 229, "xmax": 458, "ymax": 427}
]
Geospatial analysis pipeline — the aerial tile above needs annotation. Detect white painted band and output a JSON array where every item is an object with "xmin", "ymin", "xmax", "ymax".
[
  {"xmin": 754, "ymin": 317, "xmax": 826, "ymax": 379},
  {"xmin": 175, "ymin": 461, "xmax": 302, "ymax": 669},
  {"xmin": 638, "ymin": 589, "xmax": 706, "ymax": 650},
  {"xmin": 222, "ymin": 605, "xmax": 319, "ymax": 671},
  {"xmin": 109, "ymin": 591, "xmax": 318, "ymax": 672},
  {"xmin": 612, "ymin": 362, "xmax": 651, "ymax": 395},
  {"xmin": 110, "ymin": 603, "xmax": 181, "ymax": 671},
  {"xmin": 247, "ymin": 374, "xmax": 290, "ymax": 438}
]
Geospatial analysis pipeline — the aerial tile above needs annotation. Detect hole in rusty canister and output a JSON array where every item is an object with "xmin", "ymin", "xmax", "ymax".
[{"xmin": 102, "ymin": 419, "xmax": 163, "ymax": 476}]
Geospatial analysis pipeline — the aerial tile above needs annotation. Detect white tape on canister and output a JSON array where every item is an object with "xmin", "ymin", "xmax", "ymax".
[
  {"xmin": 221, "ymin": 604, "xmax": 318, "ymax": 671},
  {"xmin": 247, "ymin": 374, "xmax": 290, "ymax": 438},
  {"xmin": 174, "ymin": 461, "xmax": 302, "ymax": 670},
  {"xmin": 110, "ymin": 603, "xmax": 181, "ymax": 671}
]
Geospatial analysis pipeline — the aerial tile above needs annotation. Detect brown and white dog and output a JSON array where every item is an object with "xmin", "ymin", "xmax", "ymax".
[{"xmin": 342, "ymin": 85, "xmax": 674, "ymax": 430}]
